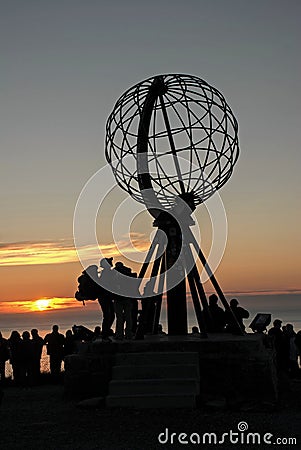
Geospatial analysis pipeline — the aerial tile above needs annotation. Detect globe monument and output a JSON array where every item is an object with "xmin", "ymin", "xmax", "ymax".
[
  {"xmin": 105, "ymin": 74, "xmax": 242, "ymax": 336},
  {"xmin": 67, "ymin": 74, "xmax": 277, "ymax": 406}
]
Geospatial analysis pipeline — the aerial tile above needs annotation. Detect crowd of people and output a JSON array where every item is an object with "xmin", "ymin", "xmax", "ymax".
[
  {"xmin": 268, "ymin": 319, "xmax": 301, "ymax": 377},
  {"xmin": 1, "ymin": 318, "xmax": 301, "ymax": 387},
  {"xmin": 207, "ymin": 294, "xmax": 250, "ymax": 333},
  {"xmin": 76, "ymin": 257, "xmax": 151, "ymax": 342},
  {"xmin": 1, "ymin": 255, "xmax": 300, "ymax": 385},
  {"xmin": 0, "ymin": 325, "xmax": 103, "ymax": 387},
  {"xmin": 0, "ymin": 329, "xmax": 45, "ymax": 386},
  {"xmin": 76, "ymin": 257, "xmax": 253, "ymax": 341}
]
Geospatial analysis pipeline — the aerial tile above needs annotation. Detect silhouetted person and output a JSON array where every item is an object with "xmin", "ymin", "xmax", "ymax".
[
  {"xmin": 268, "ymin": 319, "xmax": 287, "ymax": 370},
  {"xmin": 282, "ymin": 325, "xmax": 291, "ymax": 368},
  {"xmin": 0, "ymin": 332, "xmax": 9, "ymax": 385},
  {"xmin": 44, "ymin": 325, "xmax": 65, "ymax": 379},
  {"xmin": 295, "ymin": 330, "xmax": 301, "ymax": 365},
  {"xmin": 20, "ymin": 331, "xmax": 34, "ymax": 386},
  {"xmin": 129, "ymin": 272, "xmax": 139, "ymax": 335},
  {"xmin": 114, "ymin": 262, "xmax": 134, "ymax": 340},
  {"xmin": 98, "ymin": 257, "xmax": 115, "ymax": 342},
  {"xmin": 30, "ymin": 329, "xmax": 44, "ymax": 384},
  {"xmin": 8, "ymin": 330, "xmax": 23, "ymax": 385},
  {"xmin": 64, "ymin": 330, "xmax": 76, "ymax": 356},
  {"xmin": 71, "ymin": 324, "xmax": 94, "ymax": 342},
  {"xmin": 208, "ymin": 294, "xmax": 226, "ymax": 332},
  {"xmin": 92, "ymin": 326, "xmax": 102, "ymax": 341},
  {"xmin": 225, "ymin": 298, "xmax": 249, "ymax": 333},
  {"xmin": 191, "ymin": 326, "xmax": 200, "ymax": 335},
  {"xmin": 157, "ymin": 324, "xmax": 166, "ymax": 335},
  {"xmin": 76, "ymin": 264, "xmax": 100, "ymax": 302},
  {"xmin": 284, "ymin": 324, "xmax": 299, "ymax": 377}
]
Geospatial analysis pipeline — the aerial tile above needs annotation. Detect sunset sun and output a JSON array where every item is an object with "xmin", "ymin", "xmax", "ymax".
[{"xmin": 35, "ymin": 298, "xmax": 51, "ymax": 311}]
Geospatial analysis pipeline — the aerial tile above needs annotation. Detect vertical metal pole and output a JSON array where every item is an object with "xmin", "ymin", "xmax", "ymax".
[{"xmin": 165, "ymin": 222, "xmax": 188, "ymax": 335}]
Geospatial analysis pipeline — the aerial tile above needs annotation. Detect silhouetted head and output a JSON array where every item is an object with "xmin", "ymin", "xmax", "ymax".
[
  {"xmin": 100, "ymin": 257, "xmax": 113, "ymax": 269},
  {"xmin": 0, "ymin": 332, "xmax": 2, "ymax": 339},
  {"xmin": 192, "ymin": 326, "xmax": 199, "ymax": 334},
  {"xmin": 286, "ymin": 324, "xmax": 294, "ymax": 334},
  {"xmin": 85, "ymin": 264, "xmax": 99, "ymax": 281},
  {"xmin": 115, "ymin": 262, "xmax": 132, "ymax": 276},
  {"xmin": 230, "ymin": 298, "xmax": 239, "ymax": 308},
  {"xmin": 65, "ymin": 330, "xmax": 73, "ymax": 338},
  {"xmin": 115, "ymin": 261, "xmax": 124, "ymax": 268},
  {"xmin": 31, "ymin": 328, "xmax": 38, "ymax": 337},
  {"xmin": 10, "ymin": 330, "xmax": 21, "ymax": 341},
  {"xmin": 22, "ymin": 331, "xmax": 30, "ymax": 340},
  {"xmin": 94, "ymin": 326, "xmax": 101, "ymax": 335},
  {"xmin": 209, "ymin": 294, "xmax": 218, "ymax": 305},
  {"xmin": 273, "ymin": 319, "xmax": 282, "ymax": 328},
  {"xmin": 52, "ymin": 325, "xmax": 59, "ymax": 333}
]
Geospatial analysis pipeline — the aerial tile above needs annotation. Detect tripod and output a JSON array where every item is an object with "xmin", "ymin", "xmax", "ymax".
[{"xmin": 136, "ymin": 212, "xmax": 244, "ymax": 337}]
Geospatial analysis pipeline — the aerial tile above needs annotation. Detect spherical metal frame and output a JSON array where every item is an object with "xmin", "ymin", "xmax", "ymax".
[{"xmin": 105, "ymin": 74, "xmax": 239, "ymax": 211}]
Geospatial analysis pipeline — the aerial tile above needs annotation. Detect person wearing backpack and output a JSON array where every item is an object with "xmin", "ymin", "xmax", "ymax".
[
  {"xmin": 113, "ymin": 262, "xmax": 134, "ymax": 341},
  {"xmin": 75, "ymin": 265, "xmax": 100, "ymax": 302},
  {"xmin": 75, "ymin": 260, "xmax": 116, "ymax": 342}
]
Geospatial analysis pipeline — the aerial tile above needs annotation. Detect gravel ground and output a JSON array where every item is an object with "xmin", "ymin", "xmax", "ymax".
[{"xmin": 0, "ymin": 380, "xmax": 301, "ymax": 450}]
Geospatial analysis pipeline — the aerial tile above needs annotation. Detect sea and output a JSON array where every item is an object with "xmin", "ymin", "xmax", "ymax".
[{"xmin": 1, "ymin": 293, "xmax": 300, "ymax": 377}]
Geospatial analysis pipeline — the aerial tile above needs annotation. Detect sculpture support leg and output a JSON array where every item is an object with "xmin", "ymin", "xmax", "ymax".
[
  {"xmin": 186, "ymin": 270, "xmax": 207, "ymax": 336},
  {"xmin": 166, "ymin": 235, "xmax": 187, "ymax": 335},
  {"xmin": 187, "ymin": 227, "xmax": 244, "ymax": 335},
  {"xmin": 137, "ymin": 221, "xmax": 241, "ymax": 337},
  {"xmin": 183, "ymin": 241, "xmax": 211, "ymax": 330},
  {"xmin": 152, "ymin": 254, "xmax": 165, "ymax": 334}
]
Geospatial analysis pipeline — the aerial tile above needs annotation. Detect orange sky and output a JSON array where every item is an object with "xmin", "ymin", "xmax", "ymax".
[{"xmin": 1, "ymin": 232, "xmax": 300, "ymax": 317}]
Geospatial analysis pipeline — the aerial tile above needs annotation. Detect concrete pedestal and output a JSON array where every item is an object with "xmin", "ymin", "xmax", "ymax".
[{"xmin": 64, "ymin": 334, "xmax": 277, "ymax": 408}]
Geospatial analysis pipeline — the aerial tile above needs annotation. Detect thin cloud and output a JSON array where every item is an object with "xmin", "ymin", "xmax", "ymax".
[
  {"xmin": 0, "ymin": 239, "xmax": 78, "ymax": 266},
  {"xmin": 0, "ymin": 235, "xmax": 151, "ymax": 267}
]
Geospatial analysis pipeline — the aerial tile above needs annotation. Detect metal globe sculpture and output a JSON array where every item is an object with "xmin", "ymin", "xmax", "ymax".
[
  {"xmin": 105, "ymin": 74, "xmax": 239, "ymax": 211},
  {"xmin": 105, "ymin": 74, "xmax": 242, "ymax": 336}
]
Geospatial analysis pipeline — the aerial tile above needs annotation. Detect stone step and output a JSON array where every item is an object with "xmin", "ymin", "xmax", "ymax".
[
  {"xmin": 114, "ymin": 351, "xmax": 199, "ymax": 366},
  {"xmin": 109, "ymin": 378, "xmax": 199, "ymax": 396},
  {"xmin": 106, "ymin": 393, "xmax": 197, "ymax": 408},
  {"xmin": 112, "ymin": 363, "xmax": 199, "ymax": 380}
]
